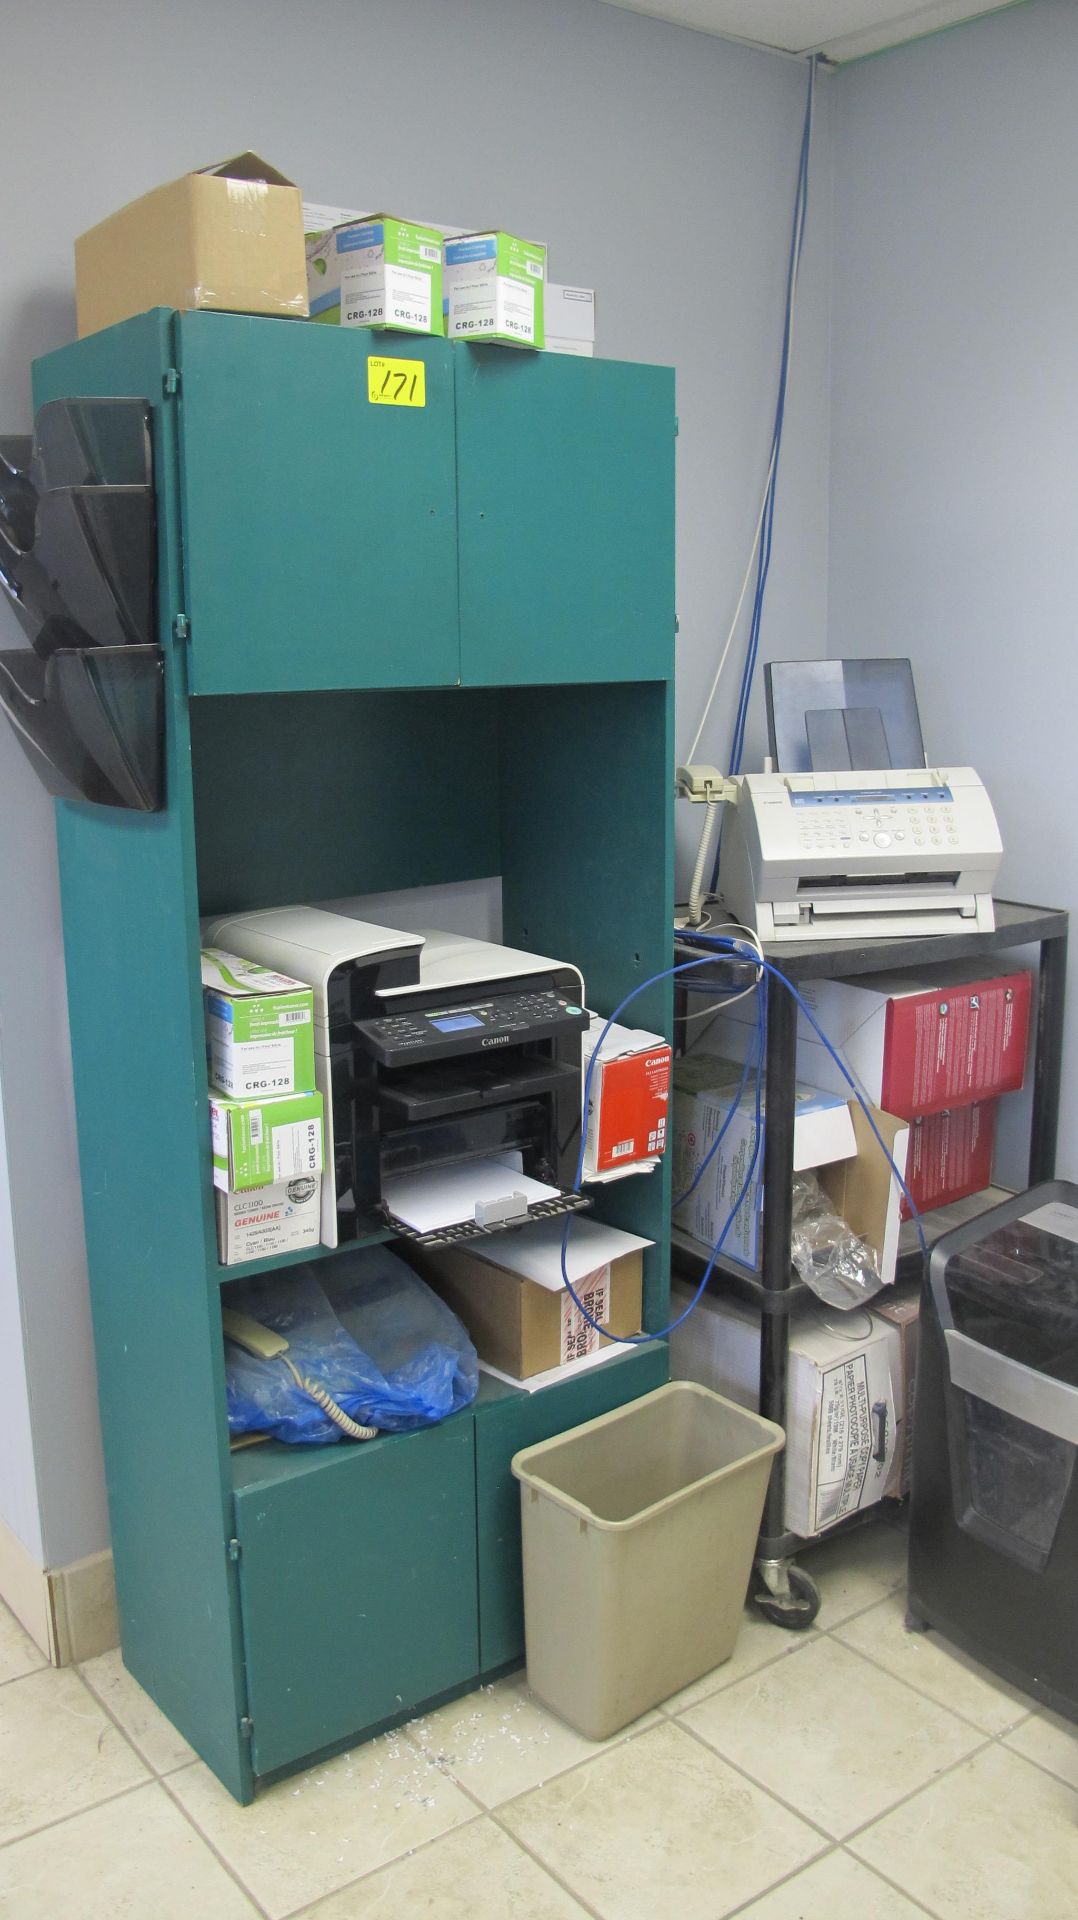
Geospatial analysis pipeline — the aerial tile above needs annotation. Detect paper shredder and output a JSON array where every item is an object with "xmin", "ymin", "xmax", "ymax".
[{"xmin": 908, "ymin": 1181, "xmax": 1078, "ymax": 1721}]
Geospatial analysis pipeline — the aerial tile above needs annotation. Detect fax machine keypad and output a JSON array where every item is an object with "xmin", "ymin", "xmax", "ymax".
[{"xmin": 799, "ymin": 804, "xmax": 963, "ymax": 852}]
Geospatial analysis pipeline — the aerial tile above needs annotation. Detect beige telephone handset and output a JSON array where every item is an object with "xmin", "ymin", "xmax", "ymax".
[{"xmin": 222, "ymin": 1308, "xmax": 378, "ymax": 1441}]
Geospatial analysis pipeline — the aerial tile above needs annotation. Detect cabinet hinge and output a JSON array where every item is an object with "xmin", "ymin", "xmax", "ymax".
[
  {"xmin": 172, "ymin": 613, "xmax": 190, "ymax": 643},
  {"xmin": 163, "ymin": 367, "xmax": 181, "ymax": 396},
  {"xmin": 227, "ymin": 1537, "xmax": 241, "ymax": 1563},
  {"xmin": 239, "ymin": 1716, "xmax": 254, "ymax": 1740},
  {"xmin": 674, "ymin": 416, "xmax": 679, "ymax": 436}
]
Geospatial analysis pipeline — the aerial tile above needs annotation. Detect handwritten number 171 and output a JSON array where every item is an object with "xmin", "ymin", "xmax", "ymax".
[{"xmin": 381, "ymin": 368, "xmax": 417, "ymax": 401}]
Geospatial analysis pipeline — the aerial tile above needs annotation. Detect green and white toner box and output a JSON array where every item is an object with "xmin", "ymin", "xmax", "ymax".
[
  {"xmin": 304, "ymin": 204, "xmax": 444, "ymax": 334},
  {"xmin": 202, "ymin": 949, "xmax": 315, "ymax": 1099},
  {"xmin": 444, "ymin": 231, "xmax": 545, "ymax": 348},
  {"xmin": 210, "ymin": 1089, "xmax": 324, "ymax": 1193}
]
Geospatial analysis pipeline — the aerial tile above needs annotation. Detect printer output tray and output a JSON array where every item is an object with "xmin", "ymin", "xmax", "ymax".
[{"xmin": 376, "ymin": 1055, "xmax": 579, "ymax": 1123}]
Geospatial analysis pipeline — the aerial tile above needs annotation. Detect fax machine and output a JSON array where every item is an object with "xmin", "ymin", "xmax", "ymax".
[
  {"xmin": 203, "ymin": 905, "xmax": 588, "ymax": 1246},
  {"xmin": 714, "ymin": 658, "xmax": 1003, "ymax": 943},
  {"xmin": 719, "ymin": 768, "xmax": 1003, "ymax": 942}
]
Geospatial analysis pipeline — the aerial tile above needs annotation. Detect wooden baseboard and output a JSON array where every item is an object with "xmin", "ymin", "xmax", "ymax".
[
  {"xmin": 0, "ymin": 1518, "xmax": 118, "ymax": 1665},
  {"xmin": 47, "ymin": 1551, "xmax": 119, "ymax": 1665},
  {"xmin": 0, "ymin": 1513, "xmax": 51, "ymax": 1655}
]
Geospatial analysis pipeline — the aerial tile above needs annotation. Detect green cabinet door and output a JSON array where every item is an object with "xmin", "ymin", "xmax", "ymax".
[
  {"xmin": 233, "ymin": 1417, "xmax": 478, "ymax": 1778},
  {"xmin": 474, "ymin": 1346, "xmax": 669, "ymax": 1674},
  {"xmin": 176, "ymin": 315, "xmax": 460, "ymax": 695},
  {"xmin": 456, "ymin": 348, "xmax": 676, "ymax": 686}
]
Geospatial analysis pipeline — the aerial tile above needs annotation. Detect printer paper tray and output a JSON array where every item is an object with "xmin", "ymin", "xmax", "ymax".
[{"xmin": 387, "ymin": 1190, "xmax": 591, "ymax": 1250}]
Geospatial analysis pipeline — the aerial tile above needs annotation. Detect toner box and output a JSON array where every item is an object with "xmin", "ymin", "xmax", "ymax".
[
  {"xmin": 304, "ymin": 206, "xmax": 443, "ymax": 334},
  {"xmin": 210, "ymin": 1089, "xmax": 323, "ymax": 1193},
  {"xmin": 671, "ymin": 1287, "xmax": 903, "ymax": 1537},
  {"xmin": 216, "ymin": 1176, "xmax": 322, "ymax": 1266},
  {"xmin": 76, "ymin": 153, "xmax": 308, "ymax": 339},
  {"xmin": 582, "ymin": 1019, "xmax": 671, "ymax": 1178},
  {"xmin": 904, "ymin": 1100, "xmax": 996, "ymax": 1216},
  {"xmin": 545, "ymin": 283, "xmax": 595, "ymax": 357},
  {"xmin": 444, "ymin": 232, "xmax": 545, "ymax": 348},
  {"xmin": 711, "ymin": 961, "xmax": 1031, "ymax": 1119},
  {"xmin": 202, "ymin": 949, "xmax": 315, "ymax": 1098}
]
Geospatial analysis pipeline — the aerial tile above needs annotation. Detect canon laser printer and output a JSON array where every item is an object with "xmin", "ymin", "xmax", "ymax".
[{"xmin": 203, "ymin": 905, "xmax": 589, "ymax": 1247}]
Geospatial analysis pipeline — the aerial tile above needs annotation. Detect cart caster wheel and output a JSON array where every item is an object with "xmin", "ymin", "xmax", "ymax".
[
  {"xmin": 904, "ymin": 1608, "xmax": 929, "ymax": 1634},
  {"xmin": 752, "ymin": 1565, "xmax": 821, "ymax": 1631}
]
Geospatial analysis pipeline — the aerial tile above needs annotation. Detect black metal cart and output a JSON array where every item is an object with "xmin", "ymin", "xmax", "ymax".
[{"xmin": 672, "ymin": 898, "xmax": 1069, "ymax": 1627}]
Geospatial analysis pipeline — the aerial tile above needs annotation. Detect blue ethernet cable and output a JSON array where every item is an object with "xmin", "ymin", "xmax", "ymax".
[
  {"xmin": 559, "ymin": 933, "xmax": 925, "ymax": 1343},
  {"xmin": 560, "ymin": 955, "xmax": 767, "ymax": 1345},
  {"xmin": 710, "ymin": 55, "xmax": 819, "ymax": 896}
]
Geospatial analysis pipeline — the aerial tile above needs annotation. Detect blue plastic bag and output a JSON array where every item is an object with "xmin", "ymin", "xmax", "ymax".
[{"xmin": 224, "ymin": 1247, "xmax": 479, "ymax": 1445}]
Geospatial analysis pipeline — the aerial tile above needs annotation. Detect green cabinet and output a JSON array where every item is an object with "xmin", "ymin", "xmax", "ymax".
[
  {"xmin": 34, "ymin": 310, "xmax": 675, "ymax": 1802},
  {"xmin": 233, "ymin": 1420, "xmax": 479, "ymax": 1778},
  {"xmin": 176, "ymin": 317, "xmax": 460, "ymax": 695},
  {"xmin": 456, "ymin": 348, "xmax": 676, "ymax": 686}
]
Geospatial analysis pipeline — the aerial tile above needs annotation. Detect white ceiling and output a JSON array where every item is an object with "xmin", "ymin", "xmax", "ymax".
[{"xmin": 596, "ymin": 1, "xmax": 1020, "ymax": 62}]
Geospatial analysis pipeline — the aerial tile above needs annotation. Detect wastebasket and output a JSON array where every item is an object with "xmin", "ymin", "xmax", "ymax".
[{"xmin": 511, "ymin": 1380, "xmax": 784, "ymax": 1738}]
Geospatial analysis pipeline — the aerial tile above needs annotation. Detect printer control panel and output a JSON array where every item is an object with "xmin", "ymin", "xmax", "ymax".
[{"xmin": 355, "ymin": 988, "xmax": 589, "ymax": 1067}]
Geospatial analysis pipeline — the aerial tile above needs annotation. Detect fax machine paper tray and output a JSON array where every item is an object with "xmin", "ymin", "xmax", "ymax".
[
  {"xmin": 376, "ymin": 1056, "xmax": 579, "ymax": 1123},
  {"xmin": 799, "ymin": 882, "xmax": 977, "ymax": 918}
]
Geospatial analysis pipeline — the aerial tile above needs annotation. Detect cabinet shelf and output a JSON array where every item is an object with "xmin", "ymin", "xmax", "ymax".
[{"xmin": 215, "ymin": 1227, "xmax": 397, "ymax": 1286}]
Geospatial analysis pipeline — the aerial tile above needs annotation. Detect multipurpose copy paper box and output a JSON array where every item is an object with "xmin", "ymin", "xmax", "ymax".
[
  {"xmin": 216, "ymin": 1176, "xmax": 322, "ymax": 1266},
  {"xmin": 710, "ymin": 962, "xmax": 1030, "ymax": 1119},
  {"xmin": 75, "ymin": 153, "xmax": 308, "ymax": 338},
  {"xmin": 410, "ymin": 1216, "xmax": 647, "ymax": 1379},
  {"xmin": 210, "ymin": 1089, "xmax": 323, "ymax": 1193},
  {"xmin": 545, "ymin": 283, "xmax": 595, "ymax": 357},
  {"xmin": 872, "ymin": 1283, "xmax": 920, "ymax": 1496},
  {"xmin": 304, "ymin": 207, "xmax": 443, "ymax": 333},
  {"xmin": 904, "ymin": 1100, "xmax": 996, "ymax": 1216},
  {"xmin": 444, "ymin": 232, "xmax": 546, "ymax": 348},
  {"xmin": 672, "ymin": 1054, "xmax": 856, "ymax": 1266},
  {"xmin": 582, "ymin": 1019, "xmax": 671, "ymax": 1177},
  {"xmin": 201, "ymin": 950, "xmax": 315, "ymax": 1098},
  {"xmin": 670, "ymin": 1286, "xmax": 902, "ymax": 1536}
]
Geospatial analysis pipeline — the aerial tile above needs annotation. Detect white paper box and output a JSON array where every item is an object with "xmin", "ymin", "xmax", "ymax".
[
  {"xmin": 545, "ymin": 283, "xmax": 595, "ymax": 356},
  {"xmin": 670, "ymin": 1286, "xmax": 902, "ymax": 1535},
  {"xmin": 672, "ymin": 1054, "xmax": 855, "ymax": 1266},
  {"xmin": 215, "ymin": 1176, "xmax": 322, "ymax": 1266}
]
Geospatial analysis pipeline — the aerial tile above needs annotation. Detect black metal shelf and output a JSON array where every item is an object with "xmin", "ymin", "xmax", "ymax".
[{"xmin": 674, "ymin": 900, "xmax": 1069, "ymax": 1603}]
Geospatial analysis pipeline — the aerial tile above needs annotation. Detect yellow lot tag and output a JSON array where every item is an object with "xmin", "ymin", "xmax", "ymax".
[{"xmin": 367, "ymin": 356, "xmax": 426, "ymax": 407}]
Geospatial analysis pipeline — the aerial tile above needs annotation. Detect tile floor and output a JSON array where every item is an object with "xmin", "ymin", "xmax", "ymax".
[{"xmin": 1, "ymin": 1514, "xmax": 1076, "ymax": 1917}]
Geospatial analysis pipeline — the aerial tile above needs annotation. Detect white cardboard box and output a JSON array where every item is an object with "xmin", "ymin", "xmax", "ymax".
[
  {"xmin": 871, "ymin": 1283, "xmax": 920, "ymax": 1496},
  {"xmin": 545, "ymin": 282, "xmax": 595, "ymax": 356},
  {"xmin": 670, "ymin": 1285, "xmax": 902, "ymax": 1536},
  {"xmin": 672, "ymin": 1054, "xmax": 856, "ymax": 1266},
  {"xmin": 215, "ymin": 1176, "xmax": 322, "ymax": 1266}
]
